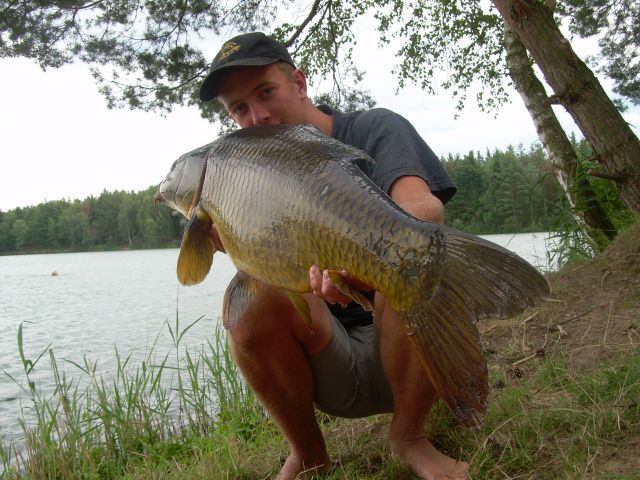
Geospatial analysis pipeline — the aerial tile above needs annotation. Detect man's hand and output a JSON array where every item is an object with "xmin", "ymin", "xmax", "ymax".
[{"xmin": 309, "ymin": 265, "xmax": 373, "ymax": 308}]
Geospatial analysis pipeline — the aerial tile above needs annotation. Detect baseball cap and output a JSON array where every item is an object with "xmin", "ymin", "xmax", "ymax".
[{"xmin": 199, "ymin": 32, "xmax": 295, "ymax": 101}]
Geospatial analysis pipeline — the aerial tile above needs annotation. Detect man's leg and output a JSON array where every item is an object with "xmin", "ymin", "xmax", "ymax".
[
  {"xmin": 375, "ymin": 295, "xmax": 470, "ymax": 480},
  {"xmin": 226, "ymin": 282, "xmax": 334, "ymax": 479}
]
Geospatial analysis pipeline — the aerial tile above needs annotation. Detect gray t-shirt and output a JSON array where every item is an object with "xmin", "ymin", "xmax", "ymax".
[
  {"xmin": 318, "ymin": 105, "xmax": 457, "ymax": 327},
  {"xmin": 320, "ymin": 105, "xmax": 456, "ymax": 203}
]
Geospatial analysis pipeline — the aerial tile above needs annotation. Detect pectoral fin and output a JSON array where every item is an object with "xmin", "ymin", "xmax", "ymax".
[
  {"xmin": 176, "ymin": 207, "xmax": 216, "ymax": 286},
  {"xmin": 325, "ymin": 270, "xmax": 374, "ymax": 311},
  {"xmin": 222, "ymin": 271, "xmax": 260, "ymax": 330}
]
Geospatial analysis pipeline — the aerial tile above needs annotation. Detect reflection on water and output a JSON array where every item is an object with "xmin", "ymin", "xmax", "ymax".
[{"xmin": 0, "ymin": 233, "xmax": 557, "ymax": 446}]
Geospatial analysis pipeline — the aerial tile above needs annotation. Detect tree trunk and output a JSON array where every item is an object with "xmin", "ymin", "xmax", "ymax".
[
  {"xmin": 503, "ymin": 24, "xmax": 617, "ymax": 251},
  {"xmin": 492, "ymin": 0, "xmax": 640, "ymax": 213}
]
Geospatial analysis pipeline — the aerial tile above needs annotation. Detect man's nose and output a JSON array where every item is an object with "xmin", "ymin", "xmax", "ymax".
[{"xmin": 250, "ymin": 104, "xmax": 271, "ymax": 126}]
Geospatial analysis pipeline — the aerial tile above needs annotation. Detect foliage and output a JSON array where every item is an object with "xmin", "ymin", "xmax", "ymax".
[
  {"xmin": 0, "ymin": 0, "xmax": 268, "ymax": 115},
  {"xmin": 277, "ymin": 0, "xmax": 508, "ymax": 113},
  {"xmin": 0, "ymin": 0, "xmax": 377, "ymax": 124},
  {"xmin": 3, "ymin": 0, "xmax": 630, "ymax": 117},
  {"xmin": 444, "ymin": 144, "xmax": 564, "ymax": 235},
  {"xmin": 559, "ymin": 0, "xmax": 640, "ymax": 105},
  {"xmin": 0, "ymin": 186, "xmax": 183, "ymax": 254},
  {"xmin": 545, "ymin": 134, "xmax": 636, "ymax": 265},
  {"xmin": 443, "ymin": 137, "xmax": 632, "ymax": 263},
  {"xmin": 3, "ymin": 0, "xmax": 637, "ymax": 215},
  {"xmin": 0, "ymin": 0, "xmax": 509, "ymax": 117},
  {"xmin": 570, "ymin": 136, "xmax": 636, "ymax": 231}
]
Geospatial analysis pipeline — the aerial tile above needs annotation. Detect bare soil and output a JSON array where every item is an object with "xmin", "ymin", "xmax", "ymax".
[{"xmin": 481, "ymin": 222, "xmax": 640, "ymax": 376}]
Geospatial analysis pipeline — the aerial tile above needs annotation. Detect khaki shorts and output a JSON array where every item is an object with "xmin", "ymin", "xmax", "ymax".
[{"xmin": 308, "ymin": 317, "xmax": 394, "ymax": 418}]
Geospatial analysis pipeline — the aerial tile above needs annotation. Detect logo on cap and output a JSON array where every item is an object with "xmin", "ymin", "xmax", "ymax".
[{"xmin": 218, "ymin": 42, "xmax": 241, "ymax": 60}]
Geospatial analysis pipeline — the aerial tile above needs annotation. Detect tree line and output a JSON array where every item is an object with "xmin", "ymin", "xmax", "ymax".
[
  {"xmin": 1, "ymin": 138, "xmax": 630, "ymax": 255},
  {"xmin": 445, "ymin": 137, "xmax": 630, "ymax": 237},
  {"xmin": 0, "ymin": 187, "xmax": 183, "ymax": 254}
]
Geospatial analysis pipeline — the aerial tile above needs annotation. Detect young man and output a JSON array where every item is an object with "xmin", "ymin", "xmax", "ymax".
[{"xmin": 199, "ymin": 32, "xmax": 468, "ymax": 480}]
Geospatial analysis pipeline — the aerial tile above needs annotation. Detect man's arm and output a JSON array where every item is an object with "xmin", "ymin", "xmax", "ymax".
[{"xmin": 389, "ymin": 176, "xmax": 444, "ymax": 224}]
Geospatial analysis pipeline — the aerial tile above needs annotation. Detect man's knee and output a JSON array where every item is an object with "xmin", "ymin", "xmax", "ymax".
[
  {"xmin": 224, "ymin": 283, "xmax": 295, "ymax": 349},
  {"xmin": 226, "ymin": 309, "xmax": 280, "ymax": 352},
  {"xmin": 226, "ymin": 287, "xmax": 334, "ymax": 355}
]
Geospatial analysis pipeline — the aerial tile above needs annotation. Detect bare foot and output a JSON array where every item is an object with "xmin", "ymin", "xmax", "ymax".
[
  {"xmin": 391, "ymin": 436, "xmax": 469, "ymax": 480},
  {"xmin": 276, "ymin": 452, "xmax": 331, "ymax": 480}
]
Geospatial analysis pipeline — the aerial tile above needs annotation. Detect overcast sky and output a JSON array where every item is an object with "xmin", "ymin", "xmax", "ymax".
[{"xmin": 1, "ymin": 27, "xmax": 638, "ymax": 212}]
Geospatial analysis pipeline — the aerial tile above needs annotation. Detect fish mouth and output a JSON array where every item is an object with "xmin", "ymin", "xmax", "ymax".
[
  {"xmin": 154, "ymin": 182, "xmax": 177, "ymax": 210},
  {"xmin": 153, "ymin": 188, "xmax": 165, "ymax": 206},
  {"xmin": 155, "ymin": 173, "xmax": 198, "ymax": 218},
  {"xmin": 155, "ymin": 145, "xmax": 208, "ymax": 218}
]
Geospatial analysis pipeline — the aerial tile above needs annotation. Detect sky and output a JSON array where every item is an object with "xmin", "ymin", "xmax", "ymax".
[{"xmin": 1, "ymin": 26, "xmax": 639, "ymax": 212}]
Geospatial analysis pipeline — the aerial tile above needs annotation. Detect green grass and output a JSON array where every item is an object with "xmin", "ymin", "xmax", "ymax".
[
  {"xmin": 465, "ymin": 354, "xmax": 640, "ymax": 479},
  {"xmin": 2, "ymin": 321, "xmax": 639, "ymax": 479},
  {"xmin": 1, "ymin": 319, "xmax": 265, "ymax": 479}
]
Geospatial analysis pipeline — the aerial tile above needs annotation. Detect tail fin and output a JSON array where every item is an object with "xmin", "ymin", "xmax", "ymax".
[
  {"xmin": 401, "ymin": 301, "xmax": 488, "ymax": 428},
  {"xmin": 442, "ymin": 229, "xmax": 550, "ymax": 319},
  {"xmin": 400, "ymin": 228, "xmax": 550, "ymax": 428}
]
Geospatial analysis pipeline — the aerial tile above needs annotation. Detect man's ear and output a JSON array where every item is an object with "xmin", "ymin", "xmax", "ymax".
[{"xmin": 292, "ymin": 69, "xmax": 308, "ymax": 97}]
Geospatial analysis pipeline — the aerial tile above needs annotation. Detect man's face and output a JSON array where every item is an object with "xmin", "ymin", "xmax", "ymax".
[{"xmin": 218, "ymin": 64, "xmax": 307, "ymax": 128}]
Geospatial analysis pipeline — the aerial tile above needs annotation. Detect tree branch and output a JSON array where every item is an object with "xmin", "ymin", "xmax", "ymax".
[
  {"xmin": 588, "ymin": 169, "xmax": 626, "ymax": 181},
  {"xmin": 104, "ymin": 65, "xmax": 210, "ymax": 96},
  {"xmin": 292, "ymin": 1, "xmax": 331, "ymax": 57},
  {"xmin": 284, "ymin": 0, "xmax": 323, "ymax": 48}
]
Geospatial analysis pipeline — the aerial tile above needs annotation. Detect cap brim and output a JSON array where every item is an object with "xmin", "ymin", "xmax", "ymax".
[{"xmin": 199, "ymin": 57, "xmax": 282, "ymax": 102}]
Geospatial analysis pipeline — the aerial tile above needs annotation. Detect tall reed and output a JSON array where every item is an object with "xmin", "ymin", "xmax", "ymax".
[{"xmin": 0, "ymin": 317, "xmax": 262, "ymax": 479}]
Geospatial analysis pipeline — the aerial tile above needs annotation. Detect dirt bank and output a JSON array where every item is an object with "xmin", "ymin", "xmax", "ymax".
[{"xmin": 482, "ymin": 222, "xmax": 640, "ymax": 375}]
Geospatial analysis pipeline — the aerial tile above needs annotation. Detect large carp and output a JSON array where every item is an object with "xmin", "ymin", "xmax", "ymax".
[{"xmin": 155, "ymin": 124, "xmax": 549, "ymax": 428}]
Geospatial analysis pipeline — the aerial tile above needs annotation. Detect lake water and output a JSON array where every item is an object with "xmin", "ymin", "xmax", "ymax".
[{"xmin": 0, "ymin": 232, "xmax": 557, "ymax": 446}]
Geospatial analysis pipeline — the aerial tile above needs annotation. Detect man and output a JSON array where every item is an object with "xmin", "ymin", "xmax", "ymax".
[{"xmin": 199, "ymin": 32, "xmax": 468, "ymax": 480}]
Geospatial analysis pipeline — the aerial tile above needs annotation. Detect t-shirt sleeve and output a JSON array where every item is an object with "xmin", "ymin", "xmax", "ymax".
[{"xmin": 352, "ymin": 109, "xmax": 457, "ymax": 205}]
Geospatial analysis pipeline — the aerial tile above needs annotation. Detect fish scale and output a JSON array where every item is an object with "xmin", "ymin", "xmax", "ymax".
[
  {"xmin": 206, "ymin": 133, "xmax": 408, "ymax": 296},
  {"xmin": 155, "ymin": 123, "xmax": 550, "ymax": 428}
]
